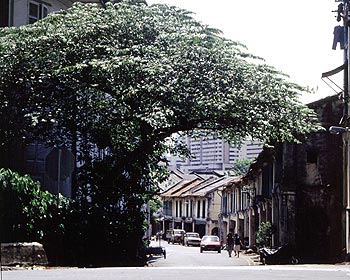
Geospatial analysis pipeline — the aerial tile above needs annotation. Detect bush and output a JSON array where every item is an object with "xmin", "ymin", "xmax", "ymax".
[
  {"xmin": 0, "ymin": 166, "xmax": 153, "ymax": 266},
  {"xmin": 0, "ymin": 168, "xmax": 52, "ymax": 241},
  {"xmin": 0, "ymin": 168, "xmax": 73, "ymax": 265},
  {"xmin": 256, "ymin": 221, "xmax": 273, "ymax": 248}
]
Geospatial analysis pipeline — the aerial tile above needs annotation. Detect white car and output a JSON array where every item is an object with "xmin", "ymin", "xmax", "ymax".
[{"xmin": 183, "ymin": 232, "xmax": 201, "ymax": 246}]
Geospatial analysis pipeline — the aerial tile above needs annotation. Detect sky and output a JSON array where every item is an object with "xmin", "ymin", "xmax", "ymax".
[{"xmin": 146, "ymin": 0, "xmax": 345, "ymax": 104}]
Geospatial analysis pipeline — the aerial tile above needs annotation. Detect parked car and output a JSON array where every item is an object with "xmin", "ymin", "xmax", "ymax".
[
  {"xmin": 169, "ymin": 229, "xmax": 186, "ymax": 244},
  {"xmin": 200, "ymin": 235, "xmax": 221, "ymax": 253},
  {"xmin": 183, "ymin": 232, "xmax": 201, "ymax": 246}
]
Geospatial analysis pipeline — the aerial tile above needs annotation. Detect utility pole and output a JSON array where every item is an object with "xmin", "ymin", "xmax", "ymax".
[
  {"xmin": 329, "ymin": 0, "xmax": 350, "ymax": 259},
  {"xmin": 343, "ymin": 0, "xmax": 349, "ymax": 120},
  {"xmin": 342, "ymin": 0, "xmax": 350, "ymax": 258}
]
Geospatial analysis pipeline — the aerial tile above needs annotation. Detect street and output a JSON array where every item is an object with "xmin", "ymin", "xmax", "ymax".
[
  {"xmin": 147, "ymin": 239, "xmax": 254, "ymax": 266},
  {"xmin": 3, "ymin": 241, "xmax": 350, "ymax": 280},
  {"xmin": 149, "ymin": 240, "xmax": 253, "ymax": 267},
  {"xmin": 3, "ymin": 265, "xmax": 350, "ymax": 280}
]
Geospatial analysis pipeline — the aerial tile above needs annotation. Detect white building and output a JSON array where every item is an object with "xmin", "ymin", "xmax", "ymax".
[
  {"xmin": 1, "ymin": 0, "xmax": 98, "ymax": 27},
  {"xmin": 169, "ymin": 135, "xmax": 263, "ymax": 173}
]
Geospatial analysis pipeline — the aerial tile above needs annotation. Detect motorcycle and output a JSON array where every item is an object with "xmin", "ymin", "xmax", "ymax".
[{"xmin": 259, "ymin": 243, "xmax": 299, "ymax": 265}]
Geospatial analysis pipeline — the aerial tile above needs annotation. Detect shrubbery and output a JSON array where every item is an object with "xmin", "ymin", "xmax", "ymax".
[
  {"xmin": 0, "ymin": 168, "xmax": 68, "ymax": 241},
  {"xmin": 0, "ymin": 168, "xmax": 73, "ymax": 264},
  {"xmin": 0, "ymin": 167, "xmax": 149, "ymax": 267},
  {"xmin": 256, "ymin": 221, "xmax": 273, "ymax": 248}
]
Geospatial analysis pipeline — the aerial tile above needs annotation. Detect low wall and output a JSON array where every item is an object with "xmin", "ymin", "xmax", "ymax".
[{"xmin": 1, "ymin": 242, "xmax": 48, "ymax": 266}]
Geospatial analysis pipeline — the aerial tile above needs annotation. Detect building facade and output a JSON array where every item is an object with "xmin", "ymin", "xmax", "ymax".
[
  {"xmin": 0, "ymin": 0, "xmax": 101, "ymax": 197},
  {"xmin": 271, "ymin": 94, "xmax": 344, "ymax": 263},
  {"xmin": 0, "ymin": 0, "xmax": 76, "ymax": 27},
  {"xmin": 1, "ymin": 0, "xmax": 101, "ymax": 27},
  {"xmin": 219, "ymin": 94, "xmax": 344, "ymax": 263},
  {"xmin": 219, "ymin": 147, "xmax": 274, "ymax": 249},
  {"xmin": 160, "ymin": 172, "xmax": 231, "ymax": 238},
  {"xmin": 169, "ymin": 135, "xmax": 263, "ymax": 173},
  {"xmin": 160, "ymin": 94, "xmax": 345, "ymax": 263}
]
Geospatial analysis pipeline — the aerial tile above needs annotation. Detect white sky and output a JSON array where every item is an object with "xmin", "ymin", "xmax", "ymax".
[{"xmin": 147, "ymin": 0, "xmax": 345, "ymax": 104}]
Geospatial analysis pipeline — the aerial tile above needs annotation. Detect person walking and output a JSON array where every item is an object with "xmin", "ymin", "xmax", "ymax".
[
  {"xmin": 233, "ymin": 233, "xmax": 243, "ymax": 257},
  {"xmin": 226, "ymin": 232, "xmax": 234, "ymax": 257}
]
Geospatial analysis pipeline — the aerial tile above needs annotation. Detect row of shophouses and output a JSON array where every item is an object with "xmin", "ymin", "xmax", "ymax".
[{"xmin": 157, "ymin": 93, "xmax": 345, "ymax": 263}]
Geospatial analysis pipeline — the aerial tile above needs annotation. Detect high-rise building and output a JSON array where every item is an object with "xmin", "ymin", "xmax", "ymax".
[{"xmin": 168, "ymin": 135, "xmax": 263, "ymax": 173}]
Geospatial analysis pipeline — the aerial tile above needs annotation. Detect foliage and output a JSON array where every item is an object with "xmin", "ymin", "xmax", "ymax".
[
  {"xmin": 69, "ymin": 156, "xmax": 151, "ymax": 266},
  {"xmin": 256, "ymin": 221, "xmax": 273, "ymax": 248},
  {"xmin": 0, "ymin": 2, "xmax": 320, "ymax": 150},
  {"xmin": 231, "ymin": 158, "xmax": 254, "ymax": 176},
  {"xmin": 0, "ymin": 168, "xmax": 70, "ymax": 242},
  {"xmin": 0, "ymin": 0, "xmax": 321, "ymax": 265}
]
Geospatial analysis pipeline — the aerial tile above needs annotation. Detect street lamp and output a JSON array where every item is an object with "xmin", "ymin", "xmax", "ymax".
[{"xmin": 329, "ymin": 126, "xmax": 347, "ymax": 134}]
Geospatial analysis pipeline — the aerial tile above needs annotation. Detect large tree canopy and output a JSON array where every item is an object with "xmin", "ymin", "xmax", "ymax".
[
  {"xmin": 0, "ymin": 1, "xmax": 319, "ymax": 151},
  {"xmin": 0, "ymin": 0, "xmax": 320, "ymax": 265}
]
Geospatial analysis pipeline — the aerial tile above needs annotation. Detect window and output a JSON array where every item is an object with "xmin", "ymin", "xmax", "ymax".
[
  {"xmin": 197, "ymin": 201, "xmax": 201, "ymax": 218},
  {"xmin": 29, "ymin": 1, "xmax": 48, "ymax": 24},
  {"xmin": 190, "ymin": 200, "xmax": 193, "ymax": 217},
  {"xmin": 222, "ymin": 195, "xmax": 227, "ymax": 215},
  {"xmin": 307, "ymin": 149, "xmax": 318, "ymax": 164},
  {"xmin": 233, "ymin": 190, "xmax": 237, "ymax": 212},
  {"xmin": 241, "ymin": 192, "xmax": 247, "ymax": 210},
  {"xmin": 175, "ymin": 201, "xmax": 179, "ymax": 217},
  {"xmin": 202, "ymin": 200, "xmax": 206, "ymax": 218},
  {"xmin": 163, "ymin": 201, "xmax": 172, "ymax": 216}
]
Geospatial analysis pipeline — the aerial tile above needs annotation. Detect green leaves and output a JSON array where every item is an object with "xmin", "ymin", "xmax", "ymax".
[
  {"xmin": 0, "ymin": 168, "xmax": 71, "ymax": 241},
  {"xmin": 231, "ymin": 158, "xmax": 254, "ymax": 176},
  {"xmin": 256, "ymin": 221, "xmax": 273, "ymax": 248},
  {"xmin": 0, "ymin": 2, "xmax": 320, "ymax": 152}
]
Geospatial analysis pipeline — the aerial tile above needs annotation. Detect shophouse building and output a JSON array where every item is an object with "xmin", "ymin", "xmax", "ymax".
[
  {"xmin": 219, "ymin": 147, "xmax": 274, "ymax": 248},
  {"xmin": 218, "ymin": 94, "xmax": 344, "ymax": 263},
  {"xmin": 271, "ymin": 94, "xmax": 344, "ymax": 263},
  {"xmin": 160, "ymin": 172, "xmax": 235, "ymax": 239}
]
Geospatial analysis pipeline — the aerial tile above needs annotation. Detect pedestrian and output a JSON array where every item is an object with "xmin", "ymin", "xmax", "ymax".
[
  {"xmin": 233, "ymin": 233, "xmax": 243, "ymax": 257},
  {"xmin": 226, "ymin": 232, "xmax": 234, "ymax": 257}
]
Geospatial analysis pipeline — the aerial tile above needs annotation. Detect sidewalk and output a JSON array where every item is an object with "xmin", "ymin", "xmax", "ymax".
[{"xmin": 241, "ymin": 250, "xmax": 262, "ymax": 266}]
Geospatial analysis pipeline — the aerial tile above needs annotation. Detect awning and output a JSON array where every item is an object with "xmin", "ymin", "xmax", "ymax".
[
  {"xmin": 195, "ymin": 219, "xmax": 206, "ymax": 225},
  {"xmin": 321, "ymin": 63, "xmax": 346, "ymax": 78},
  {"xmin": 321, "ymin": 63, "xmax": 346, "ymax": 94}
]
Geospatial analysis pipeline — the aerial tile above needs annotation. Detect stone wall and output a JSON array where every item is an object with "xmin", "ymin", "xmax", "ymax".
[{"xmin": 1, "ymin": 242, "xmax": 48, "ymax": 266}]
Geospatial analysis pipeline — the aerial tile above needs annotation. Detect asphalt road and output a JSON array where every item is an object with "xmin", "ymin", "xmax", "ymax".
[
  {"xmin": 147, "ymin": 239, "xmax": 255, "ymax": 266},
  {"xmin": 3, "ymin": 265, "xmax": 350, "ymax": 280},
  {"xmin": 3, "ymin": 241, "xmax": 350, "ymax": 280}
]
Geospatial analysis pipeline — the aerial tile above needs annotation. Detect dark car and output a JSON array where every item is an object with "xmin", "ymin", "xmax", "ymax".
[
  {"xmin": 169, "ymin": 229, "xmax": 186, "ymax": 244},
  {"xmin": 200, "ymin": 235, "xmax": 221, "ymax": 253}
]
